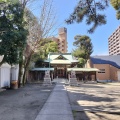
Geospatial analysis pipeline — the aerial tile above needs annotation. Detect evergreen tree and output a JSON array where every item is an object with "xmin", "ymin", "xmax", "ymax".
[
  {"xmin": 111, "ymin": 0, "xmax": 120, "ymax": 19},
  {"xmin": 0, "ymin": 1, "xmax": 28, "ymax": 65},
  {"xmin": 72, "ymin": 35, "xmax": 93, "ymax": 67},
  {"xmin": 66, "ymin": 0, "xmax": 120, "ymax": 33}
]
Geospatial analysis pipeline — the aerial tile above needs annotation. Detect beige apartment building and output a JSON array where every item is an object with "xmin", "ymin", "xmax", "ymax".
[
  {"xmin": 108, "ymin": 26, "xmax": 120, "ymax": 55},
  {"xmin": 52, "ymin": 27, "xmax": 68, "ymax": 53}
]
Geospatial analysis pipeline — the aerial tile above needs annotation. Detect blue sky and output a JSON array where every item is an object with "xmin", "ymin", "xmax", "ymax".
[{"xmin": 31, "ymin": 0, "xmax": 120, "ymax": 55}]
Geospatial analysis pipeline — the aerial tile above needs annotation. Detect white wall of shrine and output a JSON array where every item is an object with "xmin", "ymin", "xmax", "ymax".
[{"xmin": 0, "ymin": 63, "xmax": 19, "ymax": 88}]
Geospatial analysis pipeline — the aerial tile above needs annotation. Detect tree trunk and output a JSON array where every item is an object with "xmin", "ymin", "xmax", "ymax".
[
  {"xmin": 18, "ymin": 51, "xmax": 23, "ymax": 88},
  {"xmin": 0, "ymin": 62, "xmax": 3, "ymax": 66},
  {"xmin": 22, "ymin": 52, "xmax": 32, "ymax": 86}
]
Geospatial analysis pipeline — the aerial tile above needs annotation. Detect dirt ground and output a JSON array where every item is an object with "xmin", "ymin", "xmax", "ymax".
[
  {"xmin": 66, "ymin": 82, "xmax": 120, "ymax": 120},
  {"xmin": 0, "ymin": 83, "xmax": 54, "ymax": 120}
]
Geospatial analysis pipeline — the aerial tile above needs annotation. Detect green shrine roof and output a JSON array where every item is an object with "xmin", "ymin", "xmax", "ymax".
[
  {"xmin": 31, "ymin": 68, "xmax": 54, "ymax": 71},
  {"xmin": 47, "ymin": 53, "xmax": 78, "ymax": 64},
  {"xmin": 50, "ymin": 60, "xmax": 71, "ymax": 64}
]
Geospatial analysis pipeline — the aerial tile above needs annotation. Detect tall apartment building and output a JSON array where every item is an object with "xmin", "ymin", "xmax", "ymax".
[
  {"xmin": 108, "ymin": 26, "xmax": 120, "ymax": 55},
  {"xmin": 52, "ymin": 27, "xmax": 68, "ymax": 53}
]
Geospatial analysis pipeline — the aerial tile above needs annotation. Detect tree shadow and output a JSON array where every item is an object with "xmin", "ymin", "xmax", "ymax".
[{"xmin": 66, "ymin": 85, "xmax": 120, "ymax": 120}]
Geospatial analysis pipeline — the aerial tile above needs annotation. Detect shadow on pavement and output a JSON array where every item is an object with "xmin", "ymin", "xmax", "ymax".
[{"xmin": 66, "ymin": 84, "xmax": 120, "ymax": 120}]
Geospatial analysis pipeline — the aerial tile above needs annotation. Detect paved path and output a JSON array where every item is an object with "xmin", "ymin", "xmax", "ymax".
[{"xmin": 35, "ymin": 79, "xmax": 74, "ymax": 120}]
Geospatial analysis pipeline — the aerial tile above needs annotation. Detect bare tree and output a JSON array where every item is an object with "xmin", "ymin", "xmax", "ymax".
[
  {"xmin": 22, "ymin": 0, "xmax": 57, "ymax": 85},
  {"xmin": 17, "ymin": 0, "xmax": 38, "ymax": 87}
]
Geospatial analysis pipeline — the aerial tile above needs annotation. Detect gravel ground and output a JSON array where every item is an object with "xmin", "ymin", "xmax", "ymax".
[
  {"xmin": 66, "ymin": 82, "xmax": 120, "ymax": 120},
  {"xmin": 0, "ymin": 83, "xmax": 54, "ymax": 120}
]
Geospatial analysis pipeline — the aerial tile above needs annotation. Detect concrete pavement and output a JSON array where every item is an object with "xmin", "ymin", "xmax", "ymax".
[{"xmin": 35, "ymin": 79, "xmax": 74, "ymax": 120}]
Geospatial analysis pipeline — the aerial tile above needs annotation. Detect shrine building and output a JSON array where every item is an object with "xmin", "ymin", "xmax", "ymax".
[{"xmin": 29, "ymin": 53, "xmax": 99, "ymax": 81}]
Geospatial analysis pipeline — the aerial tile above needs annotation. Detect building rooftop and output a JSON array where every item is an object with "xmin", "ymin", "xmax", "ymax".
[
  {"xmin": 91, "ymin": 55, "xmax": 120, "ymax": 69},
  {"xmin": 67, "ymin": 68, "xmax": 99, "ymax": 72},
  {"xmin": 31, "ymin": 68, "xmax": 54, "ymax": 71},
  {"xmin": 47, "ymin": 53, "xmax": 78, "ymax": 63}
]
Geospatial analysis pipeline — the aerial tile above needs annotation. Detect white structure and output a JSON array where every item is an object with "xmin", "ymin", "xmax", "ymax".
[
  {"xmin": 0, "ymin": 63, "xmax": 11, "ymax": 88},
  {"xmin": 0, "ymin": 56, "xmax": 19, "ymax": 88}
]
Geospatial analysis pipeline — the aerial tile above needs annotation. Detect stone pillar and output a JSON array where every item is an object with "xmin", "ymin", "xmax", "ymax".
[
  {"xmin": 43, "ymin": 70, "xmax": 52, "ymax": 85},
  {"xmin": 69, "ymin": 70, "xmax": 78, "ymax": 86}
]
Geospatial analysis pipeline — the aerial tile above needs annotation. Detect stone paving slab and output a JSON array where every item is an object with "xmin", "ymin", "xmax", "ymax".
[
  {"xmin": 39, "ymin": 106, "xmax": 72, "ymax": 115},
  {"xmin": 42, "ymin": 102, "xmax": 71, "ymax": 110},
  {"xmin": 35, "ymin": 115, "xmax": 74, "ymax": 120},
  {"xmin": 35, "ymin": 80, "xmax": 74, "ymax": 120},
  {"xmin": 47, "ymin": 93, "xmax": 69, "ymax": 103}
]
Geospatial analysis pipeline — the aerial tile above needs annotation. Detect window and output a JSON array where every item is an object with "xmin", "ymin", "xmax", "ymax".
[{"xmin": 98, "ymin": 69, "xmax": 105, "ymax": 73}]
